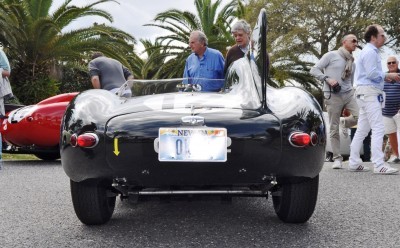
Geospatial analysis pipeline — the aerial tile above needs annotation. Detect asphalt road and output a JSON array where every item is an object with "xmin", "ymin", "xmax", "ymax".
[{"xmin": 0, "ymin": 160, "xmax": 399, "ymax": 248}]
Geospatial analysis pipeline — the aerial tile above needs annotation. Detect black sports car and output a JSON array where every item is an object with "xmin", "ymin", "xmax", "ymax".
[{"xmin": 61, "ymin": 9, "xmax": 326, "ymax": 225}]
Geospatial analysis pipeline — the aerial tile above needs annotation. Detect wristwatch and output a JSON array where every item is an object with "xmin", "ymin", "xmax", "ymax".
[{"xmin": 322, "ymin": 76, "xmax": 329, "ymax": 82}]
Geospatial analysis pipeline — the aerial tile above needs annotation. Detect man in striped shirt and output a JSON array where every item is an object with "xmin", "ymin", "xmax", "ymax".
[{"xmin": 382, "ymin": 56, "xmax": 400, "ymax": 163}]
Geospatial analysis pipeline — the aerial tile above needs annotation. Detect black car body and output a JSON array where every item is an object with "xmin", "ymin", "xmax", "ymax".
[{"xmin": 61, "ymin": 9, "xmax": 326, "ymax": 225}]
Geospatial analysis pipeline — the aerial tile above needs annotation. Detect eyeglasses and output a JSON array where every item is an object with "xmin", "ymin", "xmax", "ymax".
[
  {"xmin": 387, "ymin": 61, "xmax": 397, "ymax": 65},
  {"xmin": 351, "ymin": 39, "xmax": 358, "ymax": 43}
]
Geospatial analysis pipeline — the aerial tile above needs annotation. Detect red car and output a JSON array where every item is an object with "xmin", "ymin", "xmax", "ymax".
[{"xmin": 1, "ymin": 92, "xmax": 78, "ymax": 160}]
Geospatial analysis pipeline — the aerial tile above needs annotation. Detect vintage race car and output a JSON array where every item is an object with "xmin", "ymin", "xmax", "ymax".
[
  {"xmin": 1, "ymin": 92, "xmax": 78, "ymax": 160},
  {"xmin": 61, "ymin": 9, "xmax": 326, "ymax": 225}
]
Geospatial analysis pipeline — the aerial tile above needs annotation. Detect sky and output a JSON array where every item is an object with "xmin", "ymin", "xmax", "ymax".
[{"xmin": 51, "ymin": 0, "xmax": 230, "ymax": 52}]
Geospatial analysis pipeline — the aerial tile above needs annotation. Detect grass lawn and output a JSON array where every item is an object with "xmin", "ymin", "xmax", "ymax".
[{"xmin": 2, "ymin": 153, "xmax": 39, "ymax": 160}]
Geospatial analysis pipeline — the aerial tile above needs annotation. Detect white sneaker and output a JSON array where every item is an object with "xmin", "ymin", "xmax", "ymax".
[
  {"xmin": 374, "ymin": 163, "xmax": 399, "ymax": 174},
  {"xmin": 332, "ymin": 159, "xmax": 342, "ymax": 169},
  {"xmin": 387, "ymin": 156, "xmax": 400, "ymax": 164},
  {"xmin": 348, "ymin": 164, "xmax": 370, "ymax": 172}
]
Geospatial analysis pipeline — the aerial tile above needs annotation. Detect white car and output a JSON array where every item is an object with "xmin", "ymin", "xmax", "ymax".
[{"xmin": 324, "ymin": 112, "xmax": 364, "ymax": 161}]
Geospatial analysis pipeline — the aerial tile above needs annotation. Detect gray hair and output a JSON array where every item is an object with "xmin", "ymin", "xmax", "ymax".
[
  {"xmin": 231, "ymin": 20, "xmax": 251, "ymax": 34},
  {"xmin": 91, "ymin": 51, "xmax": 104, "ymax": 60},
  {"xmin": 191, "ymin": 30, "xmax": 208, "ymax": 46},
  {"xmin": 387, "ymin": 55, "xmax": 398, "ymax": 63},
  {"xmin": 341, "ymin": 34, "xmax": 356, "ymax": 43}
]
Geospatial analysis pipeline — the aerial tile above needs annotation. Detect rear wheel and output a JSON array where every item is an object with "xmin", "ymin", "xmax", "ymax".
[
  {"xmin": 70, "ymin": 179, "xmax": 116, "ymax": 225},
  {"xmin": 272, "ymin": 175, "xmax": 319, "ymax": 223}
]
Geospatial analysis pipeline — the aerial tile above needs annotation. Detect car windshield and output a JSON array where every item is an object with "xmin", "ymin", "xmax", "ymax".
[{"xmin": 120, "ymin": 55, "xmax": 262, "ymax": 110}]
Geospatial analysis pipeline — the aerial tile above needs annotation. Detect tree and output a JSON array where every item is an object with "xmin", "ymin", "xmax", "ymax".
[
  {"xmin": 143, "ymin": 0, "xmax": 246, "ymax": 79},
  {"xmin": 245, "ymin": 0, "xmax": 400, "ymax": 90},
  {"xmin": 0, "ymin": 0, "xmax": 136, "ymax": 104}
]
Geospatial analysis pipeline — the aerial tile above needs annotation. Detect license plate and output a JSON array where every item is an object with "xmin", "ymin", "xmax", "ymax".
[{"xmin": 158, "ymin": 127, "xmax": 227, "ymax": 162}]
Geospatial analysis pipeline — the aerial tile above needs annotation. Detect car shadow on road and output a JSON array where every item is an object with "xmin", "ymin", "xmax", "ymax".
[{"xmin": 72, "ymin": 196, "xmax": 320, "ymax": 247}]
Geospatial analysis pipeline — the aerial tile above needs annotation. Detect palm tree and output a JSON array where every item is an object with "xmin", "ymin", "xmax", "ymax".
[
  {"xmin": 0, "ymin": 0, "xmax": 136, "ymax": 104},
  {"xmin": 144, "ymin": 0, "xmax": 246, "ymax": 79}
]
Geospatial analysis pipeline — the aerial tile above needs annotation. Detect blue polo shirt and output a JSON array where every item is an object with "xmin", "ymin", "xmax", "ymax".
[
  {"xmin": 183, "ymin": 47, "xmax": 225, "ymax": 92},
  {"xmin": 354, "ymin": 43, "xmax": 385, "ymax": 90}
]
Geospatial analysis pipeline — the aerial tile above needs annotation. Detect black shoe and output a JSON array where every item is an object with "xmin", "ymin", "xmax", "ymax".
[{"xmin": 0, "ymin": 114, "xmax": 8, "ymax": 119}]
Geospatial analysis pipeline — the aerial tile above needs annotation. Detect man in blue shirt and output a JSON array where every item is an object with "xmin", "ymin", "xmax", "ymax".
[
  {"xmin": 183, "ymin": 30, "xmax": 224, "ymax": 92},
  {"xmin": 349, "ymin": 24, "xmax": 400, "ymax": 174}
]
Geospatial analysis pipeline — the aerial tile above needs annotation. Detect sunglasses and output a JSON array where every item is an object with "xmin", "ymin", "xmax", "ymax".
[
  {"xmin": 387, "ymin": 61, "xmax": 397, "ymax": 65},
  {"xmin": 351, "ymin": 39, "xmax": 358, "ymax": 43}
]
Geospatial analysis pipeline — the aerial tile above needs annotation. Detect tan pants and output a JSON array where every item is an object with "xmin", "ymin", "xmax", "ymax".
[{"xmin": 325, "ymin": 89, "xmax": 359, "ymax": 161}]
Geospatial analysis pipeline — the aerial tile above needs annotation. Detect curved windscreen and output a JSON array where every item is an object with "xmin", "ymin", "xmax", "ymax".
[{"xmin": 116, "ymin": 65, "xmax": 261, "ymax": 110}]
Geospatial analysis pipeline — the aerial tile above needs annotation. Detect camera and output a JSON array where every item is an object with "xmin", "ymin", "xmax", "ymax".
[{"xmin": 332, "ymin": 83, "xmax": 341, "ymax": 93}]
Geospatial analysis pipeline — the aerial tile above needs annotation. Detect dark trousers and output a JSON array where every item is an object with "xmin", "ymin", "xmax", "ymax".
[{"xmin": 350, "ymin": 128, "xmax": 371, "ymax": 162}]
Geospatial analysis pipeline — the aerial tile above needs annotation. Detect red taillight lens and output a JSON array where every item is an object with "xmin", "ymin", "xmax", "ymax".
[
  {"xmin": 70, "ymin": 133, "xmax": 98, "ymax": 148},
  {"xmin": 289, "ymin": 132, "xmax": 311, "ymax": 147},
  {"xmin": 310, "ymin": 132, "xmax": 318, "ymax": 146},
  {"xmin": 70, "ymin": 134, "xmax": 77, "ymax": 147}
]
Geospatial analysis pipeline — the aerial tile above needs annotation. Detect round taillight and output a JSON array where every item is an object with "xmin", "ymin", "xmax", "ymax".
[
  {"xmin": 77, "ymin": 133, "xmax": 98, "ymax": 148},
  {"xmin": 289, "ymin": 132, "xmax": 310, "ymax": 147},
  {"xmin": 70, "ymin": 134, "xmax": 77, "ymax": 147},
  {"xmin": 310, "ymin": 132, "xmax": 318, "ymax": 146},
  {"xmin": 74, "ymin": 133, "xmax": 99, "ymax": 148}
]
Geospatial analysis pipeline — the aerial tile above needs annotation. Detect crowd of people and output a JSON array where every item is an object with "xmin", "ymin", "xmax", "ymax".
[
  {"xmin": 312, "ymin": 24, "xmax": 400, "ymax": 175},
  {"xmin": 87, "ymin": 20, "xmax": 252, "ymax": 95}
]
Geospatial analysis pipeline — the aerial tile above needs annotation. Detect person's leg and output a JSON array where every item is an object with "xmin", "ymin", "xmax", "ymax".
[
  {"xmin": 364, "ymin": 100, "xmax": 385, "ymax": 167},
  {"xmin": 349, "ymin": 99, "xmax": 369, "ymax": 167},
  {"xmin": 326, "ymin": 94, "xmax": 344, "ymax": 161},
  {"xmin": 382, "ymin": 116, "xmax": 396, "ymax": 161},
  {"xmin": 362, "ymin": 131, "xmax": 371, "ymax": 162},
  {"xmin": 343, "ymin": 90, "xmax": 359, "ymax": 127},
  {"xmin": 350, "ymin": 128, "xmax": 356, "ymax": 140},
  {"xmin": 387, "ymin": 133, "xmax": 398, "ymax": 157}
]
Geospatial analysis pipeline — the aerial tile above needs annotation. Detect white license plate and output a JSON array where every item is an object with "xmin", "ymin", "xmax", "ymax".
[{"xmin": 158, "ymin": 127, "xmax": 227, "ymax": 162}]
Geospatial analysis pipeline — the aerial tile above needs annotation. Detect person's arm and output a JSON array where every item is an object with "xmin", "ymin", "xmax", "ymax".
[
  {"xmin": 224, "ymin": 49, "xmax": 232, "ymax": 75},
  {"xmin": 91, "ymin": 75, "xmax": 101, "ymax": 89},
  {"xmin": 122, "ymin": 66, "xmax": 133, "ymax": 80},
  {"xmin": 1, "ymin": 69, "xmax": 10, "ymax": 77},
  {"xmin": 183, "ymin": 59, "xmax": 189, "ymax": 84},
  {"xmin": 309, "ymin": 52, "xmax": 337, "ymax": 87},
  {"xmin": 88, "ymin": 60, "xmax": 101, "ymax": 89},
  {"xmin": 361, "ymin": 50, "xmax": 400, "ymax": 83},
  {"xmin": 385, "ymin": 72, "xmax": 400, "ymax": 82}
]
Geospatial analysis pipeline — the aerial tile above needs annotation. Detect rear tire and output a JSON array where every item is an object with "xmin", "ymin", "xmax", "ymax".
[
  {"xmin": 272, "ymin": 175, "xmax": 319, "ymax": 223},
  {"xmin": 70, "ymin": 179, "xmax": 116, "ymax": 225}
]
